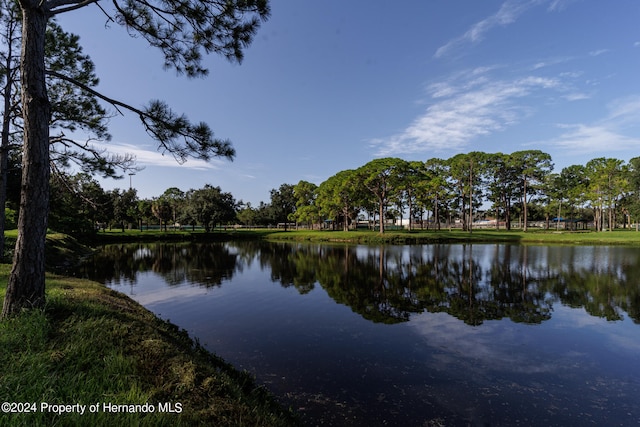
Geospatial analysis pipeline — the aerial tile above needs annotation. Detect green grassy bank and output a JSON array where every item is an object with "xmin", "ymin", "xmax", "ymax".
[
  {"xmin": 0, "ymin": 262, "xmax": 299, "ymax": 426},
  {"xmin": 92, "ymin": 227, "xmax": 640, "ymax": 246},
  {"xmin": 261, "ymin": 228, "xmax": 640, "ymax": 245}
]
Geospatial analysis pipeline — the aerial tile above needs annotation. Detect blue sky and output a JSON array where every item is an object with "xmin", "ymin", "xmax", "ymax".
[{"xmin": 57, "ymin": 0, "xmax": 640, "ymax": 205}]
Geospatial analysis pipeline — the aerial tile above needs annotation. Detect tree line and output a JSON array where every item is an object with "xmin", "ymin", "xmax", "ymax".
[
  {"xmin": 23, "ymin": 150, "xmax": 639, "ymax": 236},
  {"xmin": 284, "ymin": 151, "xmax": 640, "ymax": 233}
]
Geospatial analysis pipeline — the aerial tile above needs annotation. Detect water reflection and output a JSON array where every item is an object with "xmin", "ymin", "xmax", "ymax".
[
  {"xmin": 79, "ymin": 242, "xmax": 238, "ymax": 288},
  {"xmin": 76, "ymin": 242, "xmax": 640, "ymax": 325},
  {"xmin": 74, "ymin": 242, "xmax": 640, "ymax": 425}
]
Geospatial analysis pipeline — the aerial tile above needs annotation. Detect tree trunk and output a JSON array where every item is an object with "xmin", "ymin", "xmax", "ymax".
[
  {"xmin": 504, "ymin": 197, "xmax": 512, "ymax": 230},
  {"xmin": 468, "ymin": 165, "xmax": 473, "ymax": 233},
  {"xmin": 341, "ymin": 207, "xmax": 349, "ymax": 232},
  {"xmin": 0, "ymin": 49, "xmax": 13, "ymax": 263},
  {"xmin": 2, "ymin": 4, "xmax": 50, "ymax": 318},
  {"xmin": 608, "ymin": 201, "xmax": 613, "ymax": 232},
  {"xmin": 407, "ymin": 192, "xmax": 413, "ymax": 231},
  {"xmin": 461, "ymin": 192, "xmax": 467, "ymax": 231},
  {"xmin": 0, "ymin": 5, "xmax": 19, "ymax": 264},
  {"xmin": 522, "ymin": 178, "xmax": 528, "ymax": 232}
]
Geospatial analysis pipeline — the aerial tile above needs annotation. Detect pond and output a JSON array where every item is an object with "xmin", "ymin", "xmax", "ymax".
[{"xmin": 74, "ymin": 241, "xmax": 640, "ymax": 426}]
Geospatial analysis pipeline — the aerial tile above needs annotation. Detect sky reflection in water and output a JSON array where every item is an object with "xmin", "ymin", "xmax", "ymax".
[{"xmin": 78, "ymin": 242, "xmax": 640, "ymax": 426}]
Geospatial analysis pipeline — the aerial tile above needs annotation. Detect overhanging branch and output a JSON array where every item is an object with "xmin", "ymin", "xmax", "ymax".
[
  {"xmin": 46, "ymin": 69, "xmax": 130, "ymax": 116},
  {"xmin": 45, "ymin": 69, "xmax": 235, "ymax": 163},
  {"xmin": 47, "ymin": 0, "xmax": 101, "ymax": 16}
]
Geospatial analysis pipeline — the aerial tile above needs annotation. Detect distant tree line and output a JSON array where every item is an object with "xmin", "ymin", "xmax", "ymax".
[
  {"xmin": 4, "ymin": 149, "xmax": 639, "ymax": 236},
  {"xmin": 287, "ymin": 151, "xmax": 640, "ymax": 233}
]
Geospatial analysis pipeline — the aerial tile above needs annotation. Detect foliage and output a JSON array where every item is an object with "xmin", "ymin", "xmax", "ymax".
[
  {"xmin": 484, "ymin": 153, "xmax": 519, "ymax": 230},
  {"xmin": 511, "ymin": 150, "xmax": 554, "ymax": 231},
  {"xmin": 357, "ymin": 158, "xmax": 406, "ymax": 233},
  {"xmin": 446, "ymin": 152, "xmax": 487, "ymax": 232},
  {"xmin": 316, "ymin": 170, "xmax": 362, "ymax": 231},
  {"xmin": 185, "ymin": 185, "xmax": 236, "ymax": 232},
  {"xmin": 111, "ymin": 188, "xmax": 138, "ymax": 231},
  {"xmin": 292, "ymin": 180, "xmax": 321, "ymax": 228},
  {"xmin": 49, "ymin": 173, "xmax": 106, "ymax": 236},
  {"xmin": 269, "ymin": 183, "xmax": 296, "ymax": 230},
  {"xmin": 152, "ymin": 198, "xmax": 173, "ymax": 231}
]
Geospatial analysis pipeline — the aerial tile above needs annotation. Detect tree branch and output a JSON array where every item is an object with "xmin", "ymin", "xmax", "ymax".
[
  {"xmin": 46, "ymin": 70, "xmax": 130, "ymax": 116},
  {"xmin": 45, "ymin": 69, "xmax": 235, "ymax": 163},
  {"xmin": 46, "ymin": 0, "xmax": 100, "ymax": 16}
]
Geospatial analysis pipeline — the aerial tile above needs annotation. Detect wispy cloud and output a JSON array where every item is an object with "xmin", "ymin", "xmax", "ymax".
[
  {"xmin": 90, "ymin": 141, "xmax": 222, "ymax": 170},
  {"xmin": 548, "ymin": 124, "xmax": 640, "ymax": 154},
  {"xmin": 435, "ymin": 0, "xmax": 543, "ymax": 59},
  {"xmin": 434, "ymin": 0, "xmax": 576, "ymax": 59},
  {"xmin": 606, "ymin": 96, "xmax": 640, "ymax": 125},
  {"xmin": 547, "ymin": 0, "xmax": 581, "ymax": 12},
  {"xmin": 539, "ymin": 96, "xmax": 640, "ymax": 154},
  {"xmin": 531, "ymin": 56, "xmax": 576, "ymax": 71},
  {"xmin": 563, "ymin": 92, "xmax": 590, "ymax": 101},
  {"xmin": 371, "ymin": 70, "xmax": 560, "ymax": 156},
  {"xmin": 588, "ymin": 49, "xmax": 609, "ymax": 57}
]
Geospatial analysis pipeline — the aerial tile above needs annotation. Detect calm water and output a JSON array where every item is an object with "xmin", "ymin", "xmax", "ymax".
[{"xmin": 75, "ymin": 242, "xmax": 640, "ymax": 426}]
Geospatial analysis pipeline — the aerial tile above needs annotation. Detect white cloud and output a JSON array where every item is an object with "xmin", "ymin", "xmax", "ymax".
[
  {"xmin": 563, "ymin": 92, "xmax": 590, "ymax": 101},
  {"xmin": 606, "ymin": 96, "xmax": 640, "ymax": 125},
  {"xmin": 371, "ymin": 72, "xmax": 560, "ymax": 156},
  {"xmin": 90, "ymin": 141, "xmax": 222, "ymax": 170},
  {"xmin": 435, "ymin": 0, "xmax": 543, "ymax": 58},
  {"xmin": 539, "ymin": 96, "xmax": 640, "ymax": 153},
  {"xmin": 548, "ymin": 0, "xmax": 581, "ymax": 12},
  {"xmin": 434, "ymin": 0, "xmax": 580, "ymax": 59},
  {"xmin": 548, "ymin": 124, "xmax": 640, "ymax": 154},
  {"xmin": 531, "ymin": 57, "xmax": 576, "ymax": 71}
]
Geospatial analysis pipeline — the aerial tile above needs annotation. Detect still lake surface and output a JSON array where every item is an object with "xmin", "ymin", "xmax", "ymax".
[{"xmin": 75, "ymin": 241, "xmax": 640, "ymax": 426}]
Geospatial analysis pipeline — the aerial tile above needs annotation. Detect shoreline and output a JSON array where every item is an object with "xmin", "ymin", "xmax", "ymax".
[
  {"xmin": 0, "ymin": 251, "xmax": 301, "ymax": 426},
  {"xmin": 86, "ymin": 227, "xmax": 640, "ymax": 246}
]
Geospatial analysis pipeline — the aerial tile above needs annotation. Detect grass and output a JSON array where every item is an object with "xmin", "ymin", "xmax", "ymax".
[
  {"xmin": 87, "ymin": 226, "xmax": 640, "ymax": 246},
  {"xmin": 259, "ymin": 228, "xmax": 640, "ymax": 245},
  {"xmin": 2, "ymin": 230, "xmax": 94, "ymax": 270},
  {"xmin": 0, "ymin": 263, "xmax": 300, "ymax": 426}
]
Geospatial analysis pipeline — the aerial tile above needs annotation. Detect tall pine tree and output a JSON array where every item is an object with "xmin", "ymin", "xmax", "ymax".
[{"xmin": 2, "ymin": 0, "xmax": 270, "ymax": 317}]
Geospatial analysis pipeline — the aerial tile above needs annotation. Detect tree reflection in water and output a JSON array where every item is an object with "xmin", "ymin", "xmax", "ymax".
[
  {"xmin": 74, "ymin": 241, "xmax": 640, "ymax": 425},
  {"xmin": 75, "ymin": 242, "xmax": 640, "ymax": 325}
]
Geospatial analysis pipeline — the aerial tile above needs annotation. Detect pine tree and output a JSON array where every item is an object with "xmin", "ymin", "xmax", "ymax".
[{"xmin": 2, "ymin": 0, "xmax": 270, "ymax": 317}]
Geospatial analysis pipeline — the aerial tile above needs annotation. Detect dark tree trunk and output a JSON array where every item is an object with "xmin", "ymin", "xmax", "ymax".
[
  {"xmin": 0, "ymin": 53, "xmax": 13, "ymax": 263},
  {"xmin": 503, "ymin": 195, "xmax": 512, "ymax": 231},
  {"xmin": 2, "ymin": 4, "xmax": 50, "ymax": 317},
  {"xmin": 0, "ymin": 5, "xmax": 19, "ymax": 264},
  {"xmin": 522, "ymin": 179, "xmax": 529, "ymax": 232}
]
